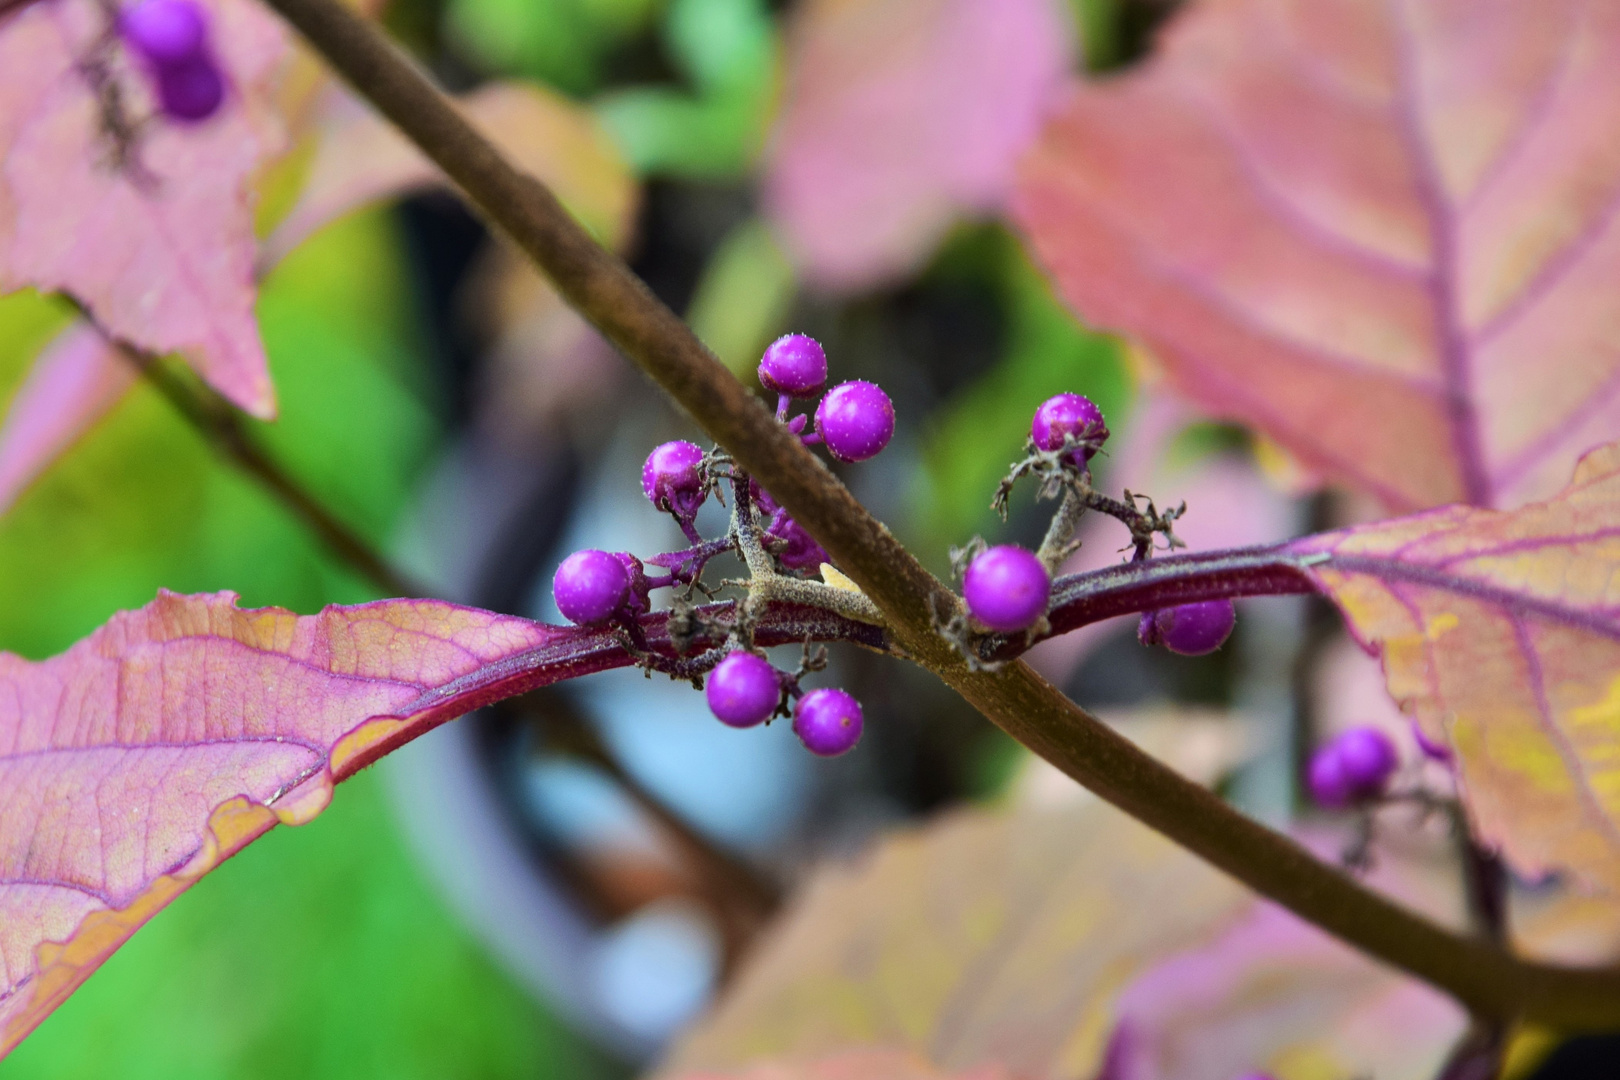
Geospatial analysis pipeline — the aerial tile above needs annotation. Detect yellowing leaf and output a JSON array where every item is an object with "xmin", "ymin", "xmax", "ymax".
[
  {"xmin": 658, "ymin": 799, "xmax": 1251, "ymax": 1080},
  {"xmin": 1298, "ymin": 442, "xmax": 1620, "ymax": 890}
]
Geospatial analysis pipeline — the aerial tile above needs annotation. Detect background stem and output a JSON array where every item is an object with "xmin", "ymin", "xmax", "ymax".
[{"xmin": 257, "ymin": 0, "xmax": 1620, "ymax": 1030}]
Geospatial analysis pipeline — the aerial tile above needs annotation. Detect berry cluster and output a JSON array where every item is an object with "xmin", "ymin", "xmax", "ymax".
[
  {"xmin": 120, "ymin": 0, "xmax": 225, "ymax": 122},
  {"xmin": 548, "ymin": 334, "xmax": 893, "ymax": 757}
]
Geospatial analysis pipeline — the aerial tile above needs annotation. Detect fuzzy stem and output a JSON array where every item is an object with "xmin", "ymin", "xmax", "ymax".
[{"xmin": 260, "ymin": 0, "xmax": 1620, "ymax": 1030}]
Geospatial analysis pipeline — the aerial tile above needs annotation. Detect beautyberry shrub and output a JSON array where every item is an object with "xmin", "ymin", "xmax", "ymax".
[
  {"xmin": 759, "ymin": 334, "xmax": 828, "ymax": 398},
  {"xmin": 815, "ymin": 380, "xmax": 895, "ymax": 462},
  {"xmin": 1031, "ymin": 392, "xmax": 1108, "ymax": 464},
  {"xmin": 1137, "ymin": 600, "xmax": 1236, "ymax": 656},
  {"xmin": 963, "ymin": 545, "xmax": 1050, "ymax": 633},
  {"xmin": 793, "ymin": 688, "xmax": 864, "ymax": 756},
  {"xmin": 706, "ymin": 652, "xmax": 781, "ymax": 728},
  {"xmin": 552, "ymin": 549, "xmax": 631, "ymax": 625}
]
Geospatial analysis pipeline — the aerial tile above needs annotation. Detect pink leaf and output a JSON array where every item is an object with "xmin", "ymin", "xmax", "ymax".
[
  {"xmin": 664, "ymin": 1050, "xmax": 1012, "ymax": 1080},
  {"xmin": 1105, "ymin": 893, "xmax": 1463, "ymax": 1080},
  {"xmin": 0, "ymin": 590, "xmax": 850, "ymax": 1058},
  {"xmin": 0, "ymin": 320, "xmax": 133, "ymax": 513},
  {"xmin": 1295, "ymin": 442, "xmax": 1620, "ymax": 890},
  {"xmin": 766, "ymin": 0, "xmax": 1073, "ymax": 292},
  {"xmin": 1014, "ymin": 0, "xmax": 1620, "ymax": 511},
  {"xmin": 0, "ymin": 0, "xmax": 288, "ymax": 417}
]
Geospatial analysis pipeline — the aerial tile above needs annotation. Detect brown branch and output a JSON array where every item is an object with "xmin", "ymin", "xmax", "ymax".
[{"xmin": 256, "ymin": 0, "xmax": 1620, "ymax": 1031}]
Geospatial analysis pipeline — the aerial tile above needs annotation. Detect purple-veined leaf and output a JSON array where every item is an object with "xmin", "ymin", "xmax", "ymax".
[
  {"xmin": 766, "ymin": 0, "xmax": 1072, "ymax": 292},
  {"xmin": 1014, "ymin": 0, "xmax": 1620, "ymax": 511},
  {"xmin": 0, "ymin": 0, "xmax": 289, "ymax": 417},
  {"xmin": 1292, "ymin": 441, "xmax": 1620, "ymax": 891},
  {"xmin": 0, "ymin": 321, "xmax": 131, "ymax": 513},
  {"xmin": 0, "ymin": 589, "xmax": 874, "ymax": 1058}
]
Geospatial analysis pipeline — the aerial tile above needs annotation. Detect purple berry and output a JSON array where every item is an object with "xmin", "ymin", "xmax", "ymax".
[
  {"xmin": 759, "ymin": 334, "xmax": 828, "ymax": 399},
  {"xmin": 1138, "ymin": 599, "xmax": 1236, "ymax": 656},
  {"xmin": 963, "ymin": 545, "xmax": 1051, "ymax": 633},
  {"xmin": 1031, "ymin": 392, "xmax": 1109, "ymax": 464},
  {"xmin": 814, "ymin": 380, "xmax": 894, "ymax": 463},
  {"xmin": 1307, "ymin": 744, "xmax": 1355, "ymax": 809},
  {"xmin": 706, "ymin": 652, "xmax": 781, "ymax": 728},
  {"xmin": 552, "ymin": 549, "xmax": 630, "ymax": 625},
  {"xmin": 154, "ymin": 56, "xmax": 224, "ymax": 121},
  {"xmin": 1335, "ymin": 726, "xmax": 1399, "ymax": 795},
  {"xmin": 792, "ymin": 688, "xmax": 863, "ymax": 757},
  {"xmin": 613, "ymin": 552, "xmax": 651, "ymax": 616},
  {"xmin": 642, "ymin": 440, "xmax": 706, "ymax": 519},
  {"xmin": 121, "ymin": 0, "xmax": 207, "ymax": 66},
  {"xmin": 1308, "ymin": 727, "xmax": 1400, "ymax": 808}
]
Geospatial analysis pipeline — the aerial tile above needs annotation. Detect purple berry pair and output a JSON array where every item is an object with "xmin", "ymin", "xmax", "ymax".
[
  {"xmin": 1308, "ymin": 726, "xmax": 1399, "ymax": 808},
  {"xmin": 120, "ymin": 0, "xmax": 225, "ymax": 122},
  {"xmin": 705, "ymin": 651, "xmax": 863, "ymax": 756},
  {"xmin": 760, "ymin": 335, "xmax": 894, "ymax": 464}
]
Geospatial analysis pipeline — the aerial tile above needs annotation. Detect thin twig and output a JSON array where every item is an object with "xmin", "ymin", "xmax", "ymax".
[
  {"xmin": 257, "ymin": 0, "xmax": 1620, "ymax": 1029},
  {"xmin": 116, "ymin": 343, "xmax": 426, "ymax": 597}
]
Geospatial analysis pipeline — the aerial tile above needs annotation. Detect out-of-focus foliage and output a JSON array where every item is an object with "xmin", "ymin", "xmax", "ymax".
[
  {"xmin": 596, "ymin": 0, "xmax": 778, "ymax": 179},
  {"xmin": 0, "ymin": 210, "xmax": 435, "ymax": 660},
  {"xmin": 442, "ymin": 0, "xmax": 661, "ymax": 96},
  {"xmin": 918, "ymin": 228, "xmax": 1127, "ymax": 544},
  {"xmin": 687, "ymin": 220, "xmax": 797, "ymax": 377},
  {"xmin": 4, "ymin": 769, "xmax": 605, "ymax": 1080}
]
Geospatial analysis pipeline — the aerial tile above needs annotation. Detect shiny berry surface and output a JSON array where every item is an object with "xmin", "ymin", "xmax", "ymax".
[
  {"xmin": 963, "ymin": 545, "xmax": 1050, "ymax": 633},
  {"xmin": 814, "ymin": 380, "xmax": 894, "ymax": 462},
  {"xmin": 705, "ymin": 653, "xmax": 780, "ymax": 728},
  {"xmin": 641, "ymin": 440, "xmax": 706, "ymax": 518},
  {"xmin": 121, "ymin": 0, "xmax": 207, "ymax": 65},
  {"xmin": 1031, "ymin": 392, "xmax": 1108, "ymax": 463},
  {"xmin": 552, "ymin": 549, "xmax": 630, "ymax": 625},
  {"xmin": 1140, "ymin": 599, "xmax": 1236, "ymax": 656},
  {"xmin": 793, "ymin": 688, "xmax": 863, "ymax": 756},
  {"xmin": 758, "ymin": 334, "xmax": 828, "ymax": 398}
]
